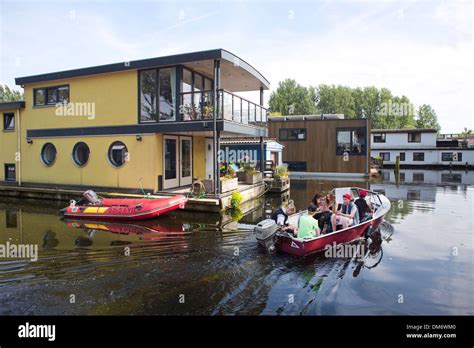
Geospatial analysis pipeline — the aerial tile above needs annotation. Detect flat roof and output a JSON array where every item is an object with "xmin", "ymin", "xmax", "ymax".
[
  {"xmin": 0, "ymin": 101, "xmax": 25, "ymax": 110},
  {"xmin": 372, "ymin": 128, "xmax": 438, "ymax": 133},
  {"xmin": 15, "ymin": 49, "xmax": 270, "ymax": 91}
]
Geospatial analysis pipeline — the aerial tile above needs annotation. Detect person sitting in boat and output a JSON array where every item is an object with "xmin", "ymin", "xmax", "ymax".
[
  {"xmin": 331, "ymin": 193, "xmax": 359, "ymax": 231},
  {"xmin": 296, "ymin": 203, "xmax": 320, "ymax": 239},
  {"xmin": 312, "ymin": 193, "xmax": 332, "ymax": 233},
  {"xmin": 354, "ymin": 189, "xmax": 373, "ymax": 221},
  {"xmin": 271, "ymin": 200, "xmax": 297, "ymax": 232}
]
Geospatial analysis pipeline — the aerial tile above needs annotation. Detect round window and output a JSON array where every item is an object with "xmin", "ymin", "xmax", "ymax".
[
  {"xmin": 41, "ymin": 143, "xmax": 57, "ymax": 166},
  {"xmin": 72, "ymin": 142, "xmax": 90, "ymax": 166},
  {"xmin": 108, "ymin": 141, "xmax": 128, "ymax": 167}
]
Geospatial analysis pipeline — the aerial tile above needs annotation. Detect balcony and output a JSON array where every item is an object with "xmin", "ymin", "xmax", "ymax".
[{"xmin": 180, "ymin": 89, "xmax": 267, "ymax": 127}]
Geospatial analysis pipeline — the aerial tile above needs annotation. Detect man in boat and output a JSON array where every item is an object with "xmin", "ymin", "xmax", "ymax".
[
  {"xmin": 271, "ymin": 200, "xmax": 297, "ymax": 232},
  {"xmin": 331, "ymin": 193, "xmax": 359, "ymax": 231},
  {"xmin": 296, "ymin": 203, "xmax": 320, "ymax": 239},
  {"xmin": 354, "ymin": 189, "xmax": 373, "ymax": 221}
]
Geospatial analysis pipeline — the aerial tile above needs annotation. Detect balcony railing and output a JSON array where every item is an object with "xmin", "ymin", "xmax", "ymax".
[
  {"xmin": 180, "ymin": 89, "xmax": 267, "ymax": 126},
  {"xmin": 219, "ymin": 89, "xmax": 267, "ymax": 127}
]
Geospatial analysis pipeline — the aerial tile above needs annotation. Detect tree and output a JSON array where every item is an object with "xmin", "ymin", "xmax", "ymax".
[
  {"xmin": 268, "ymin": 79, "xmax": 317, "ymax": 115},
  {"xmin": 0, "ymin": 85, "xmax": 23, "ymax": 102},
  {"xmin": 415, "ymin": 104, "xmax": 441, "ymax": 131},
  {"xmin": 317, "ymin": 84, "xmax": 356, "ymax": 118}
]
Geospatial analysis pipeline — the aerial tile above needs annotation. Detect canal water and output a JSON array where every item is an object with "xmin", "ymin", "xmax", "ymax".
[{"xmin": 0, "ymin": 169, "xmax": 472, "ymax": 315}]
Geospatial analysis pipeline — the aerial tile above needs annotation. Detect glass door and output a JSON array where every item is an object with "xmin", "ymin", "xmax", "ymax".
[
  {"xmin": 163, "ymin": 135, "xmax": 179, "ymax": 189},
  {"xmin": 180, "ymin": 137, "xmax": 193, "ymax": 186}
]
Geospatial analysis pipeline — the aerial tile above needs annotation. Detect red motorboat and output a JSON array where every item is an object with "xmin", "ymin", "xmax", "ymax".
[
  {"xmin": 255, "ymin": 187, "xmax": 391, "ymax": 257},
  {"xmin": 60, "ymin": 190, "xmax": 187, "ymax": 221}
]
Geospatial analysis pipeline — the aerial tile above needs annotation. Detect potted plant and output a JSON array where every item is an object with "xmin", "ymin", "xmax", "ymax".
[
  {"xmin": 203, "ymin": 175, "xmax": 238, "ymax": 194},
  {"xmin": 237, "ymin": 164, "xmax": 263, "ymax": 184},
  {"xmin": 274, "ymin": 165, "xmax": 288, "ymax": 180}
]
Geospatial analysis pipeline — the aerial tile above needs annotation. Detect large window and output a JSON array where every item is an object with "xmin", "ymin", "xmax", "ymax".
[
  {"xmin": 413, "ymin": 173, "xmax": 424, "ymax": 182},
  {"xmin": 336, "ymin": 128, "xmax": 367, "ymax": 155},
  {"xmin": 180, "ymin": 68, "xmax": 213, "ymax": 121},
  {"xmin": 108, "ymin": 141, "xmax": 128, "ymax": 167},
  {"xmin": 41, "ymin": 143, "xmax": 57, "ymax": 166},
  {"xmin": 140, "ymin": 68, "xmax": 176, "ymax": 122},
  {"xmin": 408, "ymin": 132, "xmax": 421, "ymax": 143},
  {"xmin": 279, "ymin": 128, "xmax": 307, "ymax": 141},
  {"xmin": 3, "ymin": 113, "xmax": 14, "ymax": 131},
  {"xmin": 4, "ymin": 164, "xmax": 16, "ymax": 181},
  {"xmin": 34, "ymin": 85, "xmax": 69, "ymax": 106},
  {"xmin": 441, "ymin": 152, "xmax": 462, "ymax": 162},
  {"xmin": 72, "ymin": 142, "xmax": 90, "ymax": 167},
  {"xmin": 373, "ymin": 133, "xmax": 386, "ymax": 143},
  {"xmin": 413, "ymin": 152, "xmax": 425, "ymax": 161}
]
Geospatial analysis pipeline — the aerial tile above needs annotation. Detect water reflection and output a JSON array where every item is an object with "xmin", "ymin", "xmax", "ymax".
[{"xmin": 0, "ymin": 170, "xmax": 472, "ymax": 315}]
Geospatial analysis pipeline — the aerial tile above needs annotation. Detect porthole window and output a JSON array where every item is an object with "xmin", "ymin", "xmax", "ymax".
[
  {"xmin": 41, "ymin": 143, "xmax": 57, "ymax": 166},
  {"xmin": 108, "ymin": 141, "xmax": 128, "ymax": 167},
  {"xmin": 72, "ymin": 142, "xmax": 90, "ymax": 166}
]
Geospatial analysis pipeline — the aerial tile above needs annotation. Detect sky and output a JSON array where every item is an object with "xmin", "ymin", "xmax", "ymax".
[{"xmin": 0, "ymin": 0, "xmax": 472, "ymax": 133}]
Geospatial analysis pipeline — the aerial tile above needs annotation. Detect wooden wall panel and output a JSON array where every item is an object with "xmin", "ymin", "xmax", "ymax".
[{"xmin": 268, "ymin": 118, "xmax": 370, "ymax": 174}]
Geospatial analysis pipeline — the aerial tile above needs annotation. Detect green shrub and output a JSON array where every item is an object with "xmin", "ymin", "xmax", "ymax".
[{"xmin": 230, "ymin": 190, "xmax": 243, "ymax": 209}]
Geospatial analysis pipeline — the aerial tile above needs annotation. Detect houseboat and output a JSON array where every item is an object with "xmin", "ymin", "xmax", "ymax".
[
  {"xmin": 0, "ymin": 49, "xmax": 270, "ymax": 199},
  {"xmin": 268, "ymin": 114, "xmax": 370, "ymax": 177},
  {"xmin": 371, "ymin": 128, "xmax": 473, "ymax": 169}
]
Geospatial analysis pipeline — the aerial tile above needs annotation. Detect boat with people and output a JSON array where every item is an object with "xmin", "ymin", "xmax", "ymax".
[
  {"xmin": 254, "ymin": 187, "xmax": 391, "ymax": 257},
  {"xmin": 60, "ymin": 190, "xmax": 188, "ymax": 221}
]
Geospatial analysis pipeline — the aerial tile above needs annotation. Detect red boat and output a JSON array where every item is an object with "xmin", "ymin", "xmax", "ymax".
[
  {"xmin": 255, "ymin": 187, "xmax": 391, "ymax": 257},
  {"xmin": 60, "ymin": 190, "xmax": 187, "ymax": 221}
]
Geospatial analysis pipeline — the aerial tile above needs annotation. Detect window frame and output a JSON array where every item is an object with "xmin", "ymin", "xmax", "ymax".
[
  {"xmin": 399, "ymin": 152, "xmax": 405, "ymax": 161},
  {"xmin": 3, "ymin": 112, "xmax": 15, "ymax": 131},
  {"xmin": 336, "ymin": 127, "xmax": 367, "ymax": 156},
  {"xmin": 108, "ymin": 141, "xmax": 128, "ymax": 168},
  {"xmin": 412, "ymin": 152, "xmax": 425, "ymax": 162},
  {"xmin": 4, "ymin": 163, "xmax": 16, "ymax": 182},
  {"xmin": 441, "ymin": 152, "xmax": 462, "ymax": 162},
  {"xmin": 408, "ymin": 132, "xmax": 421, "ymax": 143},
  {"xmin": 40, "ymin": 143, "xmax": 58, "ymax": 166},
  {"xmin": 373, "ymin": 132, "xmax": 386, "ymax": 143},
  {"xmin": 33, "ymin": 85, "xmax": 69, "ymax": 107},
  {"xmin": 379, "ymin": 152, "xmax": 390, "ymax": 161},
  {"xmin": 72, "ymin": 142, "xmax": 90, "ymax": 167},
  {"xmin": 279, "ymin": 128, "xmax": 307, "ymax": 141}
]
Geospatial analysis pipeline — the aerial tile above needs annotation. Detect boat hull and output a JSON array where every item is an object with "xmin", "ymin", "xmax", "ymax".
[
  {"xmin": 61, "ymin": 195, "xmax": 187, "ymax": 221},
  {"xmin": 279, "ymin": 216, "xmax": 383, "ymax": 257}
]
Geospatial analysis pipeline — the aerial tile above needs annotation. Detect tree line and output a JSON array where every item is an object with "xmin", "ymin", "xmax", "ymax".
[{"xmin": 268, "ymin": 79, "xmax": 441, "ymax": 131}]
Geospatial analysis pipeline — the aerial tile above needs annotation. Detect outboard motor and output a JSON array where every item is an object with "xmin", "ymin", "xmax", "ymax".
[
  {"xmin": 83, "ymin": 190, "xmax": 101, "ymax": 205},
  {"xmin": 254, "ymin": 219, "xmax": 279, "ymax": 253}
]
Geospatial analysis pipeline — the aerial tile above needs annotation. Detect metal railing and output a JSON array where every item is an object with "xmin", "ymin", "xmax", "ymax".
[{"xmin": 179, "ymin": 89, "xmax": 267, "ymax": 126}]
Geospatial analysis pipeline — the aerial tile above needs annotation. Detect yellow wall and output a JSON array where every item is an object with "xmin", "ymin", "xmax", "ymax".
[
  {"xmin": 0, "ymin": 108, "xmax": 19, "ymax": 181},
  {"xmin": 21, "ymin": 134, "xmax": 162, "ymax": 191},
  {"xmin": 193, "ymin": 136, "xmax": 206, "ymax": 180},
  {"xmin": 23, "ymin": 70, "xmax": 138, "ymax": 129}
]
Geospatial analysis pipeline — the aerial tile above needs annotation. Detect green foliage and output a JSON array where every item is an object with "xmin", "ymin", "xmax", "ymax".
[
  {"xmin": 0, "ymin": 85, "xmax": 23, "ymax": 102},
  {"xmin": 268, "ymin": 79, "xmax": 441, "ymax": 130},
  {"xmin": 230, "ymin": 190, "xmax": 243, "ymax": 209},
  {"xmin": 268, "ymin": 79, "xmax": 317, "ymax": 115},
  {"xmin": 242, "ymin": 164, "xmax": 257, "ymax": 174},
  {"xmin": 415, "ymin": 104, "xmax": 441, "ymax": 131},
  {"xmin": 275, "ymin": 165, "xmax": 288, "ymax": 178}
]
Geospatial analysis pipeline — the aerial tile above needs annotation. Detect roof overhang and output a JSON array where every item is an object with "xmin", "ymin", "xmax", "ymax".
[
  {"xmin": 15, "ymin": 49, "xmax": 270, "ymax": 92},
  {"xmin": 0, "ymin": 101, "xmax": 25, "ymax": 110}
]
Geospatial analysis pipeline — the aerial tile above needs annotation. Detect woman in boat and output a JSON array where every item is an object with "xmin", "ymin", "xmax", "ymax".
[
  {"xmin": 331, "ymin": 193, "xmax": 359, "ymax": 231},
  {"xmin": 271, "ymin": 200, "xmax": 297, "ymax": 232},
  {"xmin": 311, "ymin": 193, "xmax": 333, "ymax": 234}
]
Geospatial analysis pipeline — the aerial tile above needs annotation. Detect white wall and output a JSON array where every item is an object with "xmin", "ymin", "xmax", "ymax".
[
  {"xmin": 371, "ymin": 149, "xmax": 474, "ymax": 165},
  {"xmin": 372, "ymin": 132, "xmax": 437, "ymax": 149}
]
